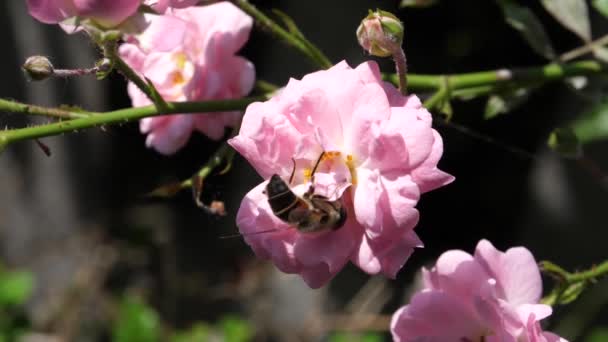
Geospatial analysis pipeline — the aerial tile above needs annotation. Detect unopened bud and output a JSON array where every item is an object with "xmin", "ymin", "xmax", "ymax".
[
  {"xmin": 356, "ymin": 10, "xmax": 404, "ymax": 57},
  {"xmin": 22, "ymin": 56, "xmax": 55, "ymax": 81}
]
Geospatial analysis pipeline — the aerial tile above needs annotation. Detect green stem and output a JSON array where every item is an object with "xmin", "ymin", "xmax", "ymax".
[
  {"xmin": 540, "ymin": 260, "xmax": 608, "ymax": 306},
  {"xmin": 563, "ymin": 260, "xmax": 608, "ymax": 283},
  {"xmin": 392, "ymin": 47, "xmax": 408, "ymax": 95},
  {"xmin": 182, "ymin": 143, "xmax": 235, "ymax": 189},
  {"xmin": 233, "ymin": 0, "xmax": 332, "ymax": 69},
  {"xmin": 0, "ymin": 98, "xmax": 92, "ymax": 119},
  {"xmin": 2, "ymin": 60, "xmax": 608, "ymax": 150},
  {"xmin": 423, "ymin": 79, "xmax": 449, "ymax": 109},
  {"xmin": 0, "ymin": 97, "xmax": 263, "ymax": 148},
  {"xmin": 399, "ymin": 60, "xmax": 608, "ymax": 92},
  {"xmin": 107, "ymin": 47, "xmax": 169, "ymax": 111}
]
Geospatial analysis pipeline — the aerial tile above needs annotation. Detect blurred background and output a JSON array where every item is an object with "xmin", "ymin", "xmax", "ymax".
[{"xmin": 0, "ymin": 0, "xmax": 607, "ymax": 341}]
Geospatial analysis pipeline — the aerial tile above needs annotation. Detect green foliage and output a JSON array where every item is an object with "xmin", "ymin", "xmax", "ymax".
[
  {"xmin": 541, "ymin": 0, "xmax": 591, "ymax": 41},
  {"xmin": 592, "ymin": 0, "xmax": 608, "ymax": 18},
  {"xmin": 113, "ymin": 296, "xmax": 161, "ymax": 342},
  {"xmin": 170, "ymin": 323, "xmax": 211, "ymax": 342},
  {"xmin": 0, "ymin": 266, "xmax": 34, "ymax": 341},
  {"xmin": 219, "ymin": 316, "xmax": 254, "ymax": 342},
  {"xmin": 571, "ymin": 101, "xmax": 608, "ymax": 144},
  {"xmin": 329, "ymin": 332, "xmax": 384, "ymax": 342},
  {"xmin": 0, "ymin": 270, "xmax": 33, "ymax": 308},
  {"xmin": 587, "ymin": 327, "xmax": 608, "ymax": 342},
  {"xmin": 495, "ymin": 0, "xmax": 555, "ymax": 59}
]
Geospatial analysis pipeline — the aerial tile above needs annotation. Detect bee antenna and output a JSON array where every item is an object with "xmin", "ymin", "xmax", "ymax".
[
  {"xmin": 310, "ymin": 151, "xmax": 325, "ymax": 182},
  {"xmin": 289, "ymin": 157, "xmax": 296, "ymax": 185}
]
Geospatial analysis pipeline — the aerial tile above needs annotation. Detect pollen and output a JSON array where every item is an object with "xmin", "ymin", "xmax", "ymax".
[
  {"xmin": 303, "ymin": 168, "xmax": 313, "ymax": 182},
  {"xmin": 170, "ymin": 71, "xmax": 185, "ymax": 85},
  {"xmin": 173, "ymin": 52, "xmax": 187, "ymax": 70}
]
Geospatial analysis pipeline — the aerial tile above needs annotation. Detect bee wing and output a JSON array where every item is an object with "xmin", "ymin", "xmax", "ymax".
[{"xmin": 287, "ymin": 206, "xmax": 312, "ymax": 224}]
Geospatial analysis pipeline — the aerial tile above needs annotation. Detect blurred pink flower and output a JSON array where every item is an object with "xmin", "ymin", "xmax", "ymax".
[
  {"xmin": 26, "ymin": 0, "xmax": 141, "ymax": 27},
  {"xmin": 119, "ymin": 2, "xmax": 255, "ymax": 154},
  {"xmin": 146, "ymin": 0, "xmax": 200, "ymax": 13},
  {"xmin": 228, "ymin": 60, "xmax": 453, "ymax": 288},
  {"xmin": 391, "ymin": 239, "xmax": 568, "ymax": 342}
]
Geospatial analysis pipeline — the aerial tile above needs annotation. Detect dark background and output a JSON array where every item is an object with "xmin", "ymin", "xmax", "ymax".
[{"xmin": 0, "ymin": 0, "xmax": 606, "ymax": 341}]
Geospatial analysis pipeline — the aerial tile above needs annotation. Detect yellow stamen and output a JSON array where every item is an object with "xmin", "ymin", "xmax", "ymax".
[
  {"xmin": 173, "ymin": 52, "xmax": 187, "ymax": 70},
  {"xmin": 346, "ymin": 154, "xmax": 357, "ymax": 185},
  {"xmin": 170, "ymin": 71, "xmax": 185, "ymax": 85},
  {"xmin": 303, "ymin": 168, "xmax": 313, "ymax": 182}
]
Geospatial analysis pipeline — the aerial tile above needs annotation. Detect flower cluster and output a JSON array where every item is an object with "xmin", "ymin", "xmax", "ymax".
[
  {"xmin": 229, "ymin": 60, "xmax": 453, "ymax": 288},
  {"xmin": 391, "ymin": 239, "xmax": 567, "ymax": 342},
  {"xmin": 26, "ymin": 0, "xmax": 201, "ymax": 27},
  {"xmin": 119, "ymin": 2, "xmax": 255, "ymax": 154}
]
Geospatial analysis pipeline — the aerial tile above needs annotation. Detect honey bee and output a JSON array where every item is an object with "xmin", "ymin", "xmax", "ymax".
[{"xmin": 265, "ymin": 152, "xmax": 347, "ymax": 233}]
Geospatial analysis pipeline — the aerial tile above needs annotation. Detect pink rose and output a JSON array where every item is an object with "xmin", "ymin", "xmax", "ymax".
[
  {"xmin": 228, "ymin": 60, "xmax": 453, "ymax": 288},
  {"xmin": 119, "ymin": 2, "xmax": 255, "ymax": 154},
  {"xmin": 391, "ymin": 239, "xmax": 568, "ymax": 342},
  {"xmin": 26, "ymin": 0, "xmax": 141, "ymax": 27},
  {"xmin": 146, "ymin": 0, "xmax": 200, "ymax": 13}
]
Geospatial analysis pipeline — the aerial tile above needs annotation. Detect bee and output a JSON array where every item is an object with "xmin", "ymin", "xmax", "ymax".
[{"xmin": 265, "ymin": 152, "xmax": 347, "ymax": 233}]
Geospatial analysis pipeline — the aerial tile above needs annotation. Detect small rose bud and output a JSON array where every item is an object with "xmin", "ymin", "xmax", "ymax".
[
  {"xmin": 22, "ymin": 56, "xmax": 55, "ymax": 81},
  {"xmin": 356, "ymin": 9, "xmax": 404, "ymax": 57}
]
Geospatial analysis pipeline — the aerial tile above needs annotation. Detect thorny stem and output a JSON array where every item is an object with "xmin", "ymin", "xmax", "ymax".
[
  {"xmin": 232, "ymin": 0, "xmax": 333, "ymax": 69},
  {"xmin": 105, "ymin": 46, "xmax": 169, "ymax": 111},
  {"xmin": 540, "ymin": 260, "xmax": 608, "ymax": 306},
  {"xmin": 0, "ymin": 97, "xmax": 264, "ymax": 148},
  {"xmin": 53, "ymin": 67, "xmax": 99, "ymax": 78},
  {"xmin": 0, "ymin": 98, "xmax": 91, "ymax": 119},
  {"xmin": 1, "ymin": 60, "xmax": 608, "ymax": 150}
]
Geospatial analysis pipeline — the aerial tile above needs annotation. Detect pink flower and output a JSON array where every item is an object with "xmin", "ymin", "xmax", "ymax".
[
  {"xmin": 146, "ymin": 0, "xmax": 200, "ymax": 13},
  {"xmin": 26, "ymin": 0, "xmax": 141, "ymax": 27},
  {"xmin": 119, "ymin": 2, "xmax": 255, "ymax": 154},
  {"xmin": 390, "ymin": 239, "xmax": 568, "ymax": 342},
  {"xmin": 228, "ymin": 60, "xmax": 453, "ymax": 288}
]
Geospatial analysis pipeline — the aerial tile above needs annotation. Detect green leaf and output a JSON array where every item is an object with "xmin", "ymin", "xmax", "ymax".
[
  {"xmin": 113, "ymin": 296, "xmax": 160, "ymax": 342},
  {"xmin": 171, "ymin": 323, "xmax": 212, "ymax": 342},
  {"xmin": 548, "ymin": 127, "xmax": 582, "ymax": 159},
  {"xmin": 593, "ymin": 0, "xmax": 608, "ymax": 17},
  {"xmin": 587, "ymin": 327, "xmax": 608, "ymax": 342},
  {"xmin": 0, "ymin": 271, "xmax": 34, "ymax": 307},
  {"xmin": 484, "ymin": 88, "xmax": 532, "ymax": 119},
  {"xmin": 220, "ymin": 316, "xmax": 253, "ymax": 342},
  {"xmin": 400, "ymin": 0, "xmax": 439, "ymax": 8},
  {"xmin": 496, "ymin": 0, "xmax": 556, "ymax": 59},
  {"xmin": 541, "ymin": 0, "xmax": 591, "ymax": 41},
  {"xmin": 571, "ymin": 100, "xmax": 608, "ymax": 144}
]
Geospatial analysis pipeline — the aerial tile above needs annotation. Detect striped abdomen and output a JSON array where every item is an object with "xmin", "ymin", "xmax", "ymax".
[{"xmin": 265, "ymin": 174, "xmax": 302, "ymax": 222}]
